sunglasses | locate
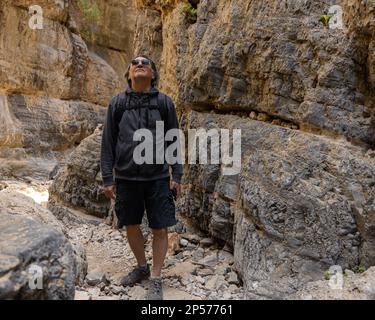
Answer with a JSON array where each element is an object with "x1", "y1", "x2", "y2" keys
[{"x1": 131, "y1": 58, "x2": 151, "y2": 66}]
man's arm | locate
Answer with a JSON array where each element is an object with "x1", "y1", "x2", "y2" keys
[
  {"x1": 100, "y1": 97, "x2": 117, "y2": 187},
  {"x1": 165, "y1": 96, "x2": 183, "y2": 184}
]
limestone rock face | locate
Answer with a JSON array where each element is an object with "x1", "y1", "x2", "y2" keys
[
  {"x1": 132, "y1": 0, "x2": 375, "y2": 298},
  {"x1": 167, "y1": 0, "x2": 374, "y2": 145},
  {"x1": 178, "y1": 110, "x2": 375, "y2": 298},
  {"x1": 0, "y1": 0, "x2": 133, "y2": 179}
]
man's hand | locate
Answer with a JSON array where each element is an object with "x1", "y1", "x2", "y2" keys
[
  {"x1": 170, "y1": 180, "x2": 181, "y2": 199},
  {"x1": 103, "y1": 184, "x2": 116, "y2": 200}
]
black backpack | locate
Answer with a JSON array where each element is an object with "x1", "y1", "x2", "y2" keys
[{"x1": 113, "y1": 92, "x2": 168, "y2": 135}]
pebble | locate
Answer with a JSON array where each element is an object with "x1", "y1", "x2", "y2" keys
[
  {"x1": 218, "y1": 250, "x2": 234, "y2": 265},
  {"x1": 200, "y1": 253, "x2": 218, "y2": 267},
  {"x1": 200, "y1": 238, "x2": 214, "y2": 247},
  {"x1": 180, "y1": 238, "x2": 189, "y2": 247},
  {"x1": 223, "y1": 292, "x2": 231, "y2": 299},
  {"x1": 215, "y1": 265, "x2": 229, "y2": 275},
  {"x1": 110, "y1": 285, "x2": 123, "y2": 295},
  {"x1": 197, "y1": 268, "x2": 215, "y2": 276},
  {"x1": 249, "y1": 111, "x2": 257, "y2": 119},
  {"x1": 75, "y1": 290, "x2": 91, "y2": 300},
  {"x1": 196, "y1": 276, "x2": 206, "y2": 285},
  {"x1": 181, "y1": 233, "x2": 201, "y2": 244},
  {"x1": 192, "y1": 247, "x2": 205, "y2": 261},
  {"x1": 226, "y1": 272, "x2": 239, "y2": 285},
  {"x1": 228, "y1": 284, "x2": 239, "y2": 292},
  {"x1": 86, "y1": 271, "x2": 108, "y2": 286}
]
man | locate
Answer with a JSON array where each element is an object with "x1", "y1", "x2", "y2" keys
[{"x1": 100, "y1": 55, "x2": 183, "y2": 300}]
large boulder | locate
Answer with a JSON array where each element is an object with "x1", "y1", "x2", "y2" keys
[
  {"x1": 48, "y1": 125, "x2": 110, "y2": 221},
  {"x1": 0, "y1": 188, "x2": 88, "y2": 299},
  {"x1": 0, "y1": 213, "x2": 76, "y2": 299}
]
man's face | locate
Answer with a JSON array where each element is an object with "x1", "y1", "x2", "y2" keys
[{"x1": 128, "y1": 56, "x2": 154, "y2": 85}]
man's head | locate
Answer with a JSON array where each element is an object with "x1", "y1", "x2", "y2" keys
[{"x1": 125, "y1": 55, "x2": 158, "y2": 89}]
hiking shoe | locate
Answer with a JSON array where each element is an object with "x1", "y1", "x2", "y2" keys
[
  {"x1": 120, "y1": 264, "x2": 150, "y2": 287},
  {"x1": 146, "y1": 277, "x2": 163, "y2": 300}
]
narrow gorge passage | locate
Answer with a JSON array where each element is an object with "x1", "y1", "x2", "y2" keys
[
  {"x1": 1, "y1": 178, "x2": 245, "y2": 300},
  {"x1": 1, "y1": 0, "x2": 375, "y2": 302}
]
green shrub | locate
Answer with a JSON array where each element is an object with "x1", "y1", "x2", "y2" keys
[
  {"x1": 79, "y1": 0, "x2": 101, "y2": 22},
  {"x1": 353, "y1": 266, "x2": 366, "y2": 274},
  {"x1": 78, "y1": 0, "x2": 102, "y2": 42},
  {"x1": 319, "y1": 14, "x2": 333, "y2": 27},
  {"x1": 182, "y1": 2, "x2": 197, "y2": 23},
  {"x1": 323, "y1": 270, "x2": 331, "y2": 280}
]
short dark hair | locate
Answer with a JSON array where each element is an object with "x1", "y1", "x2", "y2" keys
[{"x1": 124, "y1": 54, "x2": 159, "y2": 88}]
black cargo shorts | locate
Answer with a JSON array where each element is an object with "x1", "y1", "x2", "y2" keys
[{"x1": 114, "y1": 177, "x2": 177, "y2": 229}]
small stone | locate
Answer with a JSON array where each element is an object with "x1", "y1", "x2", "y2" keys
[
  {"x1": 98, "y1": 282, "x2": 106, "y2": 291},
  {"x1": 200, "y1": 238, "x2": 214, "y2": 247},
  {"x1": 87, "y1": 287, "x2": 101, "y2": 298},
  {"x1": 196, "y1": 276, "x2": 205, "y2": 285},
  {"x1": 228, "y1": 284, "x2": 239, "y2": 292},
  {"x1": 128, "y1": 286, "x2": 146, "y2": 300},
  {"x1": 165, "y1": 259, "x2": 176, "y2": 268},
  {"x1": 205, "y1": 275, "x2": 226, "y2": 291},
  {"x1": 200, "y1": 253, "x2": 218, "y2": 267},
  {"x1": 180, "y1": 238, "x2": 189, "y2": 247},
  {"x1": 192, "y1": 247, "x2": 205, "y2": 261},
  {"x1": 197, "y1": 268, "x2": 214, "y2": 276},
  {"x1": 226, "y1": 272, "x2": 239, "y2": 285},
  {"x1": 182, "y1": 250, "x2": 192, "y2": 257},
  {"x1": 97, "y1": 295, "x2": 120, "y2": 300},
  {"x1": 75, "y1": 290, "x2": 90, "y2": 300},
  {"x1": 215, "y1": 265, "x2": 229, "y2": 275},
  {"x1": 175, "y1": 252, "x2": 184, "y2": 260},
  {"x1": 181, "y1": 233, "x2": 201, "y2": 244},
  {"x1": 345, "y1": 269, "x2": 355, "y2": 277},
  {"x1": 257, "y1": 112, "x2": 270, "y2": 121},
  {"x1": 110, "y1": 285, "x2": 123, "y2": 295},
  {"x1": 218, "y1": 250, "x2": 234, "y2": 264},
  {"x1": 223, "y1": 292, "x2": 231, "y2": 299},
  {"x1": 85, "y1": 271, "x2": 108, "y2": 286},
  {"x1": 249, "y1": 111, "x2": 257, "y2": 119}
]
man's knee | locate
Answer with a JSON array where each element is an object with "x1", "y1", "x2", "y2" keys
[
  {"x1": 151, "y1": 228, "x2": 168, "y2": 238},
  {"x1": 125, "y1": 224, "x2": 141, "y2": 234}
]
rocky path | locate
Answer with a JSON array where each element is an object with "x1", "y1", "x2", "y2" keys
[
  {"x1": 2, "y1": 178, "x2": 244, "y2": 300},
  {"x1": 71, "y1": 220, "x2": 244, "y2": 300}
]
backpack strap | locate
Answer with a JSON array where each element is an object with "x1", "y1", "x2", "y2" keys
[
  {"x1": 157, "y1": 92, "x2": 168, "y2": 124},
  {"x1": 113, "y1": 91, "x2": 168, "y2": 135}
]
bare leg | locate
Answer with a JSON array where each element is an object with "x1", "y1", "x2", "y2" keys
[
  {"x1": 151, "y1": 228, "x2": 168, "y2": 277},
  {"x1": 125, "y1": 225, "x2": 147, "y2": 266}
]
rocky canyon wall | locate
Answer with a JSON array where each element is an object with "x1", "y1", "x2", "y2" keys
[
  {"x1": 1, "y1": 0, "x2": 375, "y2": 299},
  {"x1": 132, "y1": 0, "x2": 375, "y2": 298},
  {"x1": 0, "y1": 0, "x2": 137, "y2": 179}
]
